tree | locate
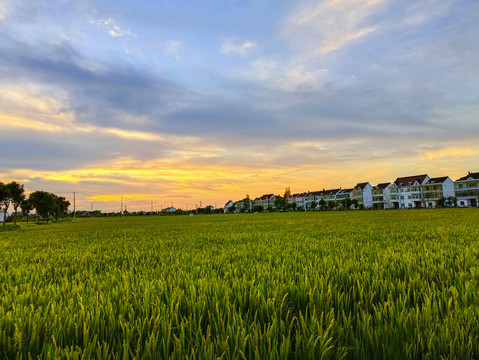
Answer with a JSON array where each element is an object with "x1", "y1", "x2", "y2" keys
[
  {"x1": 243, "y1": 195, "x2": 251, "y2": 211},
  {"x1": 52, "y1": 195, "x2": 70, "y2": 220},
  {"x1": 327, "y1": 200, "x2": 337, "y2": 210},
  {"x1": 227, "y1": 205, "x2": 236, "y2": 214},
  {"x1": 274, "y1": 197, "x2": 285, "y2": 210},
  {"x1": 310, "y1": 201, "x2": 317, "y2": 211},
  {"x1": 0, "y1": 182, "x2": 10, "y2": 226},
  {"x1": 291, "y1": 202, "x2": 297, "y2": 211},
  {"x1": 21, "y1": 198, "x2": 34, "y2": 223},
  {"x1": 29, "y1": 191, "x2": 56, "y2": 223},
  {"x1": 284, "y1": 187, "x2": 292, "y2": 204},
  {"x1": 344, "y1": 198, "x2": 352, "y2": 210},
  {"x1": 351, "y1": 199, "x2": 359, "y2": 209},
  {"x1": 318, "y1": 199, "x2": 327, "y2": 211},
  {"x1": 8, "y1": 181, "x2": 25, "y2": 225}
]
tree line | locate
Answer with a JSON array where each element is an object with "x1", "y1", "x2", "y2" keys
[{"x1": 0, "y1": 181, "x2": 70, "y2": 226}]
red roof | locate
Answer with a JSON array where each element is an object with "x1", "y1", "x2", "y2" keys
[
  {"x1": 259, "y1": 194, "x2": 274, "y2": 200},
  {"x1": 394, "y1": 174, "x2": 428, "y2": 187},
  {"x1": 456, "y1": 172, "x2": 479, "y2": 181}
]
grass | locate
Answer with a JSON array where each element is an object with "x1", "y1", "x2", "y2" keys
[{"x1": 0, "y1": 209, "x2": 478, "y2": 359}]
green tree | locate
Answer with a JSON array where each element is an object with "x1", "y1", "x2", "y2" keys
[
  {"x1": 351, "y1": 199, "x2": 359, "y2": 209},
  {"x1": 227, "y1": 205, "x2": 236, "y2": 214},
  {"x1": 52, "y1": 195, "x2": 70, "y2": 220},
  {"x1": 327, "y1": 200, "x2": 337, "y2": 210},
  {"x1": 8, "y1": 181, "x2": 25, "y2": 225},
  {"x1": 291, "y1": 202, "x2": 297, "y2": 211},
  {"x1": 29, "y1": 191, "x2": 56, "y2": 223},
  {"x1": 274, "y1": 197, "x2": 285, "y2": 210},
  {"x1": 0, "y1": 182, "x2": 10, "y2": 226},
  {"x1": 21, "y1": 198, "x2": 34, "y2": 223},
  {"x1": 318, "y1": 199, "x2": 327, "y2": 211}
]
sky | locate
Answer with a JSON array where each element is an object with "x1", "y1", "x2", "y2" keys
[{"x1": 1, "y1": 0, "x2": 479, "y2": 212}]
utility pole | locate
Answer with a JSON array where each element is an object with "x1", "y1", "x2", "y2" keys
[
  {"x1": 121, "y1": 197, "x2": 123, "y2": 216},
  {"x1": 151, "y1": 200, "x2": 153, "y2": 212},
  {"x1": 73, "y1": 192, "x2": 76, "y2": 219}
]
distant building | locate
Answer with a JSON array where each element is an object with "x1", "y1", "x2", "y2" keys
[
  {"x1": 0, "y1": 211, "x2": 9, "y2": 222},
  {"x1": 352, "y1": 182, "x2": 373, "y2": 209},
  {"x1": 393, "y1": 174, "x2": 430, "y2": 209},
  {"x1": 164, "y1": 207, "x2": 176, "y2": 212},
  {"x1": 224, "y1": 200, "x2": 235, "y2": 213},
  {"x1": 372, "y1": 183, "x2": 393, "y2": 209},
  {"x1": 455, "y1": 171, "x2": 479, "y2": 207},
  {"x1": 422, "y1": 176, "x2": 455, "y2": 208}
]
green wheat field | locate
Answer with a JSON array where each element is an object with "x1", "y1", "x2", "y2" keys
[{"x1": 1, "y1": 209, "x2": 479, "y2": 359}]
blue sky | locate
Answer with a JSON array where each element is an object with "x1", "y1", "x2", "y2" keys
[{"x1": 1, "y1": 0, "x2": 478, "y2": 211}]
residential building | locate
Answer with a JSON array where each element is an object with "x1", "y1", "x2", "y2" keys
[
  {"x1": 223, "y1": 200, "x2": 235, "y2": 213},
  {"x1": 371, "y1": 183, "x2": 393, "y2": 209},
  {"x1": 253, "y1": 194, "x2": 276, "y2": 209},
  {"x1": 394, "y1": 174, "x2": 430, "y2": 209},
  {"x1": 422, "y1": 176, "x2": 455, "y2": 208},
  {"x1": 352, "y1": 182, "x2": 373, "y2": 209},
  {"x1": 455, "y1": 171, "x2": 479, "y2": 207},
  {"x1": 336, "y1": 188, "x2": 353, "y2": 208}
]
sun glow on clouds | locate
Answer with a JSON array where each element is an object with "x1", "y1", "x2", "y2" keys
[{"x1": 426, "y1": 147, "x2": 478, "y2": 161}]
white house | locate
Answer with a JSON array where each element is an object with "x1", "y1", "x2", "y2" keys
[
  {"x1": 164, "y1": 207, "x2": 176, "y2": 212},
  {"x1": 422, "y1": 176, "x2": 455, "y2": 208},
  {"x1": 224, "y1": 200, "x2": 235, "y2": 213},
  {"x1": 352, "y1": 182, "x2": 373, "y2": 209},
  {"x1": 0, "y1": 211, "x2": 8, "y2": 222},
  {"x1": 394, "y1": 174, "x2": 430, "y2": 209},
  {"x1": 454, "y1": 171, "x2": 479, "y2": 207},
  {"x1": 371, "y1": 183, "x2": 393, "y2": 209},
  {"x1": 336, "y1": 188, "x2": 353, "y2": 208}
]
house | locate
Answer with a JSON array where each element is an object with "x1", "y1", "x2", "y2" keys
[
  {"x1": 454, "y1": 171, "x2": 479, "y2": 207},
  {"x1": 422, "y1": 176, "x2": 455, "y2": 208},
  {"x1": 372, "y1": 183, "x2": 393, "y2": 209},
  {"x1": 253, "y1": 194, "x2": 276, "y2": 209},
  {"x1": 0, "y1": 211, "x2": 8, "y2": 222},
  {"x1": 352, "y1": 182, "x2": 373, "y2": 209},
  {"x1": 289, "y1": 192, "x2": 307, "y2": 209},
  {"x1": 393, "y1": 174, "x2": 430, "y2": 209},
  {"x1": 223, "y1": 200, "x2": 235, "y2": 213},
  {"x1": 336, "y1": 188, "x2": 353, "y2": 207},
  {"x1": 164, "y1": 207, "x2": 176, "y2": 212},
  {"x1": 303, "y1": 191, "x2": 324, "y2": 209}
]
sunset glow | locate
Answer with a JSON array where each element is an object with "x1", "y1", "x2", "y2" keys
[{"x1": 1, "y1": 0, "x2": 478, "y2": 211}]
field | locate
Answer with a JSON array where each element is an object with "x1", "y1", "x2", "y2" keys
[{"x1": 1, "y1": 209, "x2": 479, "y2": 359}]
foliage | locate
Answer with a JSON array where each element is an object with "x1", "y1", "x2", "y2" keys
[
  {"x1": 327, "y1": 200, "x2": 338, "y2": 210},
  {"x1": 29, "y1": 191, "x2": 57, "y2": 223},
  {"x1": 1, "y1": 210, "x2": 479, "y2": 359},
  {"x1": 274, "y1": 196, "x2": 285, "y2": 210},
  {"x1": 8, "y1": 181, "x2": 25, "y2": 225},
  {"x1": 0, "y1": 181, "x2": 10, "y2": 226}
]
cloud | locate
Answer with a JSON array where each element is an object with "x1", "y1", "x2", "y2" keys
[
  {"x1": 283, "y1": 0, "x2": 382, "y2": 57},
  {"x1": 426, "y1": 147, "x2": 479, "y2": 161},
  {"x1": 162, "y1": 40, "x2": 182, "y2": 57},
  {"x1": 221, "y1": 39, "x2": 257, "y2": 56},
  {"x1": 94, "y1": 18, "x2": 134, "y2": 38}
]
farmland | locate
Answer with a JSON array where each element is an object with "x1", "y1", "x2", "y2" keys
[{"x1": 1, "y1": 209, "x2": 479, "y2": 359}]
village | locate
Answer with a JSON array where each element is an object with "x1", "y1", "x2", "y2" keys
[{"x1": 223, "y1": 171, "x2": 479, "y2": 213}]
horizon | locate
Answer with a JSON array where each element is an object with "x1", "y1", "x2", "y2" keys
[{"x1": 2, "y1": 1, "x2": 479, "y2": 212}]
